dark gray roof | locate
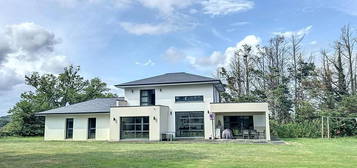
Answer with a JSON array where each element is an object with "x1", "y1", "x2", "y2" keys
[
  {"x1": 37, "y1": 98, "x2": 122, "y2": 115},
  {"x1": 116, "y1": 72, "x2": 223, "y2": 90}
]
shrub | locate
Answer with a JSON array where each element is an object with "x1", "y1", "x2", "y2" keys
[{"x1": 270, "y1": 120, "x2": 321, "y2": 138}]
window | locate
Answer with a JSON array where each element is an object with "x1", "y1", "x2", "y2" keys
[
  {"x1": 140, "y1": 90, "x2": 155, "y2": 106},
  {"x1": 65, "y1": 118, "x2": 73, "y2": 139},
  {"x1": 175, "y1": 96, "x2": 204, "y2": 103},
  {"x1": 120, "y1": 117, "x2": 149, "y2": 139},
  {"x1": 88, "y1": 118, "x2": 96, "y2": 139},
  {"x1": 175, "y1": 111, "x2": 204, "y2": 137}
]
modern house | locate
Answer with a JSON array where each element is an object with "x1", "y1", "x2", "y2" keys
[{"x1": 38, "y1": 72, "x2": 270, "y2": 141}]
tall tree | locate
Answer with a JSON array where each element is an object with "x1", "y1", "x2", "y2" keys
[
  {"x1": 1, "y1": 65, "x2": 116, "y2": 136},
  {"x1": 340, "y1": 25, "x2": 356, "y2": 94}
]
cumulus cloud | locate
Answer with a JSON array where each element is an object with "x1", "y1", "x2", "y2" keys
[
  {"x1": 273, "y1": 25, "x2": 313, "y2": 38},
  {"x1": 0, "y1": 22, "x2": 69, "y2": 92},
  {"x1": 201, "y1": 0, "x2": 254, "y2": 16},
  {"x1": 185, "y1": 35, "x2": 261, "y2": 70}
]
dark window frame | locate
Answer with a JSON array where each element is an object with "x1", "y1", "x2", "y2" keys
[
  {"x1": 175, "y1": 95, "x2": 204, "y2": 103},
  {"x1": 140, "y1": 89, "x2": 155, "y2": 106},
  {"x1": 65, "y1": 118, "x2": 73, "y2": 139},
  {"x1": 120, "y1": 116, "x2": 149, "y2": 139},
  {"x1": 88, "y1": 118, "x2": 96, "y2": 139},
  {"x1": 175, "y1": 111, "x2": 204, "y2": 137}
]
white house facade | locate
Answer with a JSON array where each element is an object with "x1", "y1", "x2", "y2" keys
[{"x1": 38, "y1": 72, "x2": 270, "y2": 141}]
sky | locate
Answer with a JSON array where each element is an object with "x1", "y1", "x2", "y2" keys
[{"x1": 0, "y1": 0, "x2": 357, "y2": 116}]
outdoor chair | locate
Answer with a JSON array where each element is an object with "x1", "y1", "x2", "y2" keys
[
  {"x1": 250, "y1": 130, "x2": 258, "y2": 139},
  {"x1": 243, "y1": 130, "x2": 249, "y2": 139}
]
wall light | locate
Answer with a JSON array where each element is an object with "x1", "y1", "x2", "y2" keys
[
  {"x1": 131, "y1": 89, "x2": 134, "y2": 93},
  {"x1": 153, "y1": 116, "x2": 156, "y2": 120},
  {"x1": 113, "y1": 117, "x2": 116, "y2": 121}
]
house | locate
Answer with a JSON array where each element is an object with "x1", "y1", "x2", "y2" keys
[{"x1": 38, "y1": 72, "x2": 271, "y2": 141}]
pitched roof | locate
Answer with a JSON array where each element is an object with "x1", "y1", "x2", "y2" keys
[
  {"x1": 115, "y1": 72, "x2": 224, "y2": 90},
  {"x1": 37, "y1": 98, "x2": 122, "y2": 115}
]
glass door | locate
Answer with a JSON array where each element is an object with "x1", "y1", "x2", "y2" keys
[{"x1": 175, "y1": 111, "x2": 204, "y2": 137}]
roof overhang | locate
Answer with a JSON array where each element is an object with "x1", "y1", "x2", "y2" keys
[
  {"x1": 35, "y1": 111, "x2": 110, "y2": 116},
  {"x1": 116, "y1": 80, "x2": 225, "y2": 92}
]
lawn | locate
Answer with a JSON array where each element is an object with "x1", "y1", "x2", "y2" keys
[{"x1": 0, "y1": 137, "x2": 357, "y2": 168}]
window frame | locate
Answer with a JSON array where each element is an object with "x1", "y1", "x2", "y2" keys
[
  {"x1": 65, "y1": 118, "x2": 74, "y2": 139},
  {"x1": 140, "y1": 89, "x2": 155, "y2": 106},
  {"x1": 120, "y1": 116, "x2": 149, "y2": 139},
  {"x1": 175, "y1": 95, "x2": 204, "y2": 103},
  {"x1": 175, "y1": 111, "x2": 204, "y2": 137},
  {"x1": 87, "y1": 118, "x2": 96, "y2": 139}
]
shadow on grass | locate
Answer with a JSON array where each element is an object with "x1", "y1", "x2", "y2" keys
[{"x1": 0, "y1": 149, "x2": 207, "y2": 168}]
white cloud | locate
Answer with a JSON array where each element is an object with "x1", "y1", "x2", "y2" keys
[
  {"x1": 137, "y1": 0, "x2": 194, "y2": 16},
  {"x1": 231, "y1": 21, "x2": 249, "y2": 26},
  {"x1": 201, "y1": 0, "x2": 254, "y2": 16},
  {"x1": 119, "y1": 22, "x2": 176, "y2": 35},
  {"x1": 135, "y1": 59, "x2": 155, "y2": 66},
  {"x1": 0, "y1": 22, "x2": 69, "y2": 92},
  {"x1": 273, "y1": 25, "x2": 313, "y2": 38},
  {"x1": 186, "y1": 35, "x2": 261, "y2": 71},
  {"x1": 186, "y1": 51, "x2": 224, "y2": 70},
  {"x1": 163, "y1": 47, "x2": 186, "y2": 63}
]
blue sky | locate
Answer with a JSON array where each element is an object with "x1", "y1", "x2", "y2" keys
[{"x1": 0, "y1": 0, "x2": 357, "y2": 116}]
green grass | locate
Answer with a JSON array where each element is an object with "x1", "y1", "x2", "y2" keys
[{"x1": 0, "y1": 137, "x2": 357, "y2": 168}]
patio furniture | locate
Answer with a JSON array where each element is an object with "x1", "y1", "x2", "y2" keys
[
  {"x1": 250, "y1": 130, "x2": 258, "y2": 139},
  {"x1": 243, "y1": 130, "x2": 250, "y2": 139},
  {"x1": 161, "y1": 132, "x2": 175, "y2": 141},
  {"x1": 257, "y1": 130, "x2": 265, "y2": 139}
]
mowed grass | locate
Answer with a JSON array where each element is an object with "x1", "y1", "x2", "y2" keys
[{"x1": 0, "y1": 137, "x2": 357, "y2": 168}]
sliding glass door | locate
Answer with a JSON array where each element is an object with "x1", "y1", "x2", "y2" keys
[
  {"x1": 120, "y1": 117, "x2": 149, "y2": 139},
  {"x1": 224, "y1": 116, "x2": 253, "y2": 136},
  {"x1": 175, "y1": 111, "x2": 204, "y2": 137}
]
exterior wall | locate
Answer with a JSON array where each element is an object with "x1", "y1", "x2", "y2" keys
[
  {"x1": 44, "y1": 113, "x2": 110, "y2": 141},
  {"x1": 109, "y1": 106, "x2": 169, "y2": 141},
  {"x1": 124, "y1": 84, "x2": 216, "y2": 139},
  {"x1": 210, "y1": 103, "x2": 270, "y2": 141}
]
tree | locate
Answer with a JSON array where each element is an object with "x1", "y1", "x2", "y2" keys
[
  {"x1": 1, "y1": 65, "x2": 116, "y2": 136},
  {"x1": 340, "y1": 25, "x2": 356, "y2": 94}
]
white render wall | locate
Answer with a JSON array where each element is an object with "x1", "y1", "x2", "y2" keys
[
  {"x1": 44, "y1": 113, "x2": 110, "y2": 141},
  {"x1": 109, "y1": 106, "x2": 169, "y2": 141},
  {"x1": 124, "y1": 83, "x2": 217, "y2": 139}
]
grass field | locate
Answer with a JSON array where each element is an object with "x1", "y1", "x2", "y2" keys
[{"x1": 0, "y1": 137, "x2": 357, "y2": 168}]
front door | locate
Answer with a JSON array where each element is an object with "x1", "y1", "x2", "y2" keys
[
  {"x1": 120, "y1": 117, "x2": 149, "y2": 139},
  {"x1": 175, "y1": 111, "x2": 204, "y2": 137}
]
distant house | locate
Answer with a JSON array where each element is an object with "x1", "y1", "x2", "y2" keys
[{"x1": 38, "y1": 72, "x2": 270, "y2": 141}]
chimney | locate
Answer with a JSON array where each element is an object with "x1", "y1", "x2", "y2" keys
[{"x1": 116, "y1": 100, "x2": 120, "y2": 106}]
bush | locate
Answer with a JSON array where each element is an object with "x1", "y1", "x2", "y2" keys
[{"x1": 270, "y1": 120, "x2": 321, "y2": 138}]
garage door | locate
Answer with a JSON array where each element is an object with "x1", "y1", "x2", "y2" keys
[{"x1": 120, "y1": 117, "x2": 149, "y2": 139}]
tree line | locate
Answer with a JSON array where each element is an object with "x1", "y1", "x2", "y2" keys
[
  {"x1": 219, "y1": 25, "x2": 357, "y2": 136},
  {"x1": 1, "y1": 65, "x2": 116, "y2": 136}
]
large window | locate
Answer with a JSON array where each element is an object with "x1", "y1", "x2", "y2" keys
[
  {"x1": 88, "y1": 118, "x2": 96, "y2": 139},
  {"x1": 65, "y1": 118, "x2": 73, "y2": 139},
  {"x1": 175, "y1": 96, "x2": 204, "y2": 103},
  {"x1": 120, "y1": 117, "x2": 149, "y2": 139},
  {"x1": 175, "y1": 111, "x2": 204, "y2": 137},
  {"x1": 224, "y1": 116, "x2": 253, "y2": 136},
  {"x1": 140, "y1": 90, "x2": 155, "y2": 106}
]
